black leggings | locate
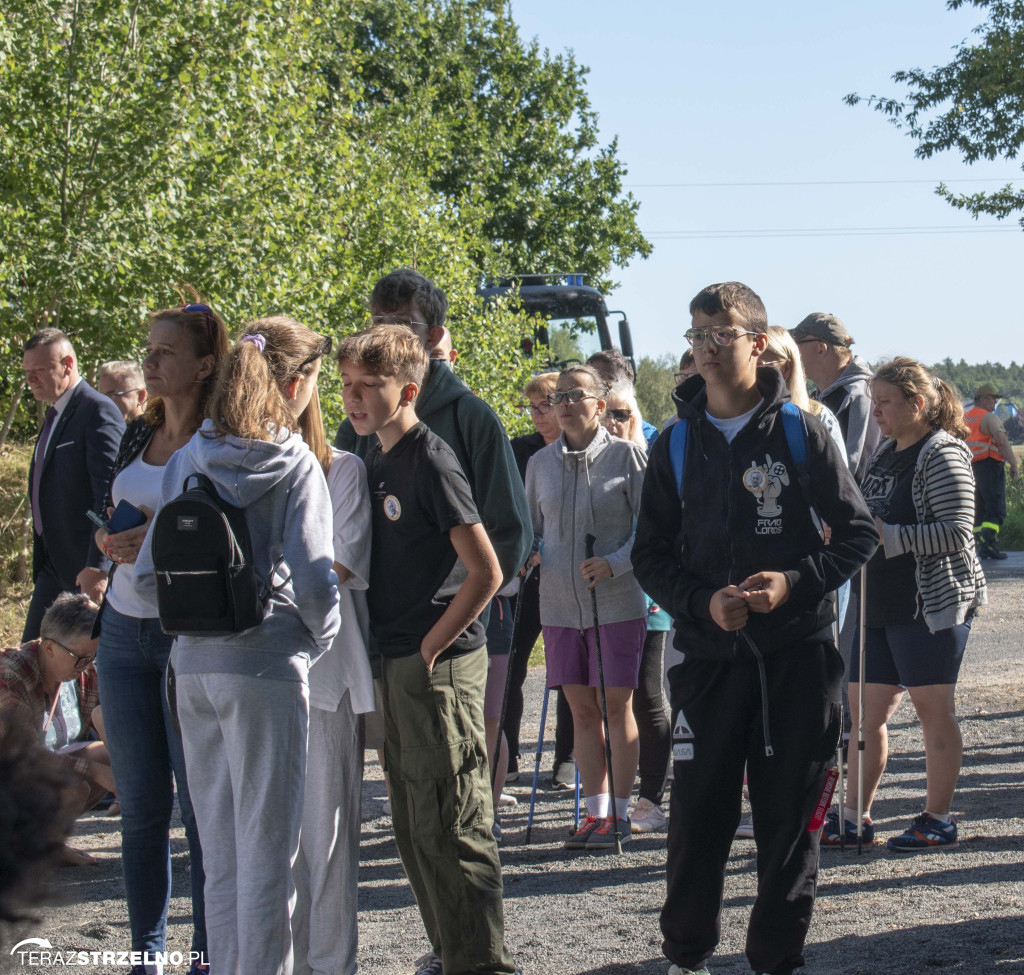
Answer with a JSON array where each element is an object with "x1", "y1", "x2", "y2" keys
[
  {"x1": 634, "y1": 630, "x2": 671, "y2": 804},
  {"x1": 505, "y1": 569, "x2": 574, "y2": 767}
]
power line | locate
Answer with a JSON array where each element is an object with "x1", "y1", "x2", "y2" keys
[
  {"x1": 625, "y1": 177, "x2": 1022, "y2": 188},
  {"x1": 647, "y1": 225, "x2": 1021, "y2": 240}
]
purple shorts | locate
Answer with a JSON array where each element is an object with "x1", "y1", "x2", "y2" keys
[{"x1": 543, "y1": 618, "x2": 647, "y2": 690}]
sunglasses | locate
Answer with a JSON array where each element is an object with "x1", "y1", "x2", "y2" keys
[
  {"x1": 606, "y1": 408, "x2": 632, "y2": 423},
  {"x1": 49, "y1": 638, "x2": 95, "y2": 671},
  {"x1": 546, "y1": 389, "x2": 595, "y2": 406},
  {"x1": 104, "y1": 388, "x2": 144, "y2": 399},
  {"x1": 684, "y1": 326, "x2": 760, "y2": 349},
  {"x1": 298, "y1": 335, "x2": 333, "y2": 372}
]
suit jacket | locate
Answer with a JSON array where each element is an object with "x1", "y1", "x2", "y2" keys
[{"x1": 29, "y1": 381, "x2": 125, "y2": 587}]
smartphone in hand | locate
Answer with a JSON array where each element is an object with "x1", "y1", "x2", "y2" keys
[{"x1": 107, "y1": 500, "x2": 147, "y2": 533}]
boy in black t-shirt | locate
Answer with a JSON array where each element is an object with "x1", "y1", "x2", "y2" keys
[{"x1": 337, "y1": 324, "x2": 517, "y2": 975}]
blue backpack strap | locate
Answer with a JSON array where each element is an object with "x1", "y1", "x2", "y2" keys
[
  {"x1": 669, "y1": 418, "x2": 688, "y2": 497},
  {"x1": 780, "y1": 401, "x2": 816, "y2": 518}
]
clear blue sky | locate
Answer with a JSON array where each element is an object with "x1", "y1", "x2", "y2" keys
[{"x1": 509, "y1": 0, "x2": 1024, "y2": 367}]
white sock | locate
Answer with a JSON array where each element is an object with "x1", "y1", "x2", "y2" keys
[
  {"x1": 586, "y1": 792, "x2": 610, "y2": 818},
  {"x1": 615, "y1": 797, "x2": 630, "y2": 820},
  {"x1": 844, "y1": 805, "x2": 869, "y2": 824},
  {"x1": 926, "y1": 810, "x2": 952, "y2": 824}
]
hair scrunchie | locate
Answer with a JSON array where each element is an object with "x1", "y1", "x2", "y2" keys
[{"x1": 241, "y1": 333, "x2": 266, "y2": 353}]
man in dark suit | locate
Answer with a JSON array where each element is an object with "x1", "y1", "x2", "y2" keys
[{"x1": 21, "y1": 328, "x2": 124, "y2": 640}]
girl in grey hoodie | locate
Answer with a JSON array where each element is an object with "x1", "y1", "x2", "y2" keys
[
  {"x1": 525, "y1": 365, "x2": 647, "y2": 849},
  {"x1": 136, "y1": 322, "x2": 340, "y2": 975}
]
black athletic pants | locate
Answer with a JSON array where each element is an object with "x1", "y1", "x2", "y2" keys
[
  {"x1": 505, "y1": 570, "x2": 574, "y2": 768},
  {"x1": 662, "y1": 639, "x2": 842, "y2": 975}
]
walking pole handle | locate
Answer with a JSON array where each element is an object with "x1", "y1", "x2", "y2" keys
[{"x1": 585, "y1": 533, "x2": 596, "y2": 560}]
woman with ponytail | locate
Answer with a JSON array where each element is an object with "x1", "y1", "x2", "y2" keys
[
  {"x1": 135, "y1": 319, "x2": 341, "y2": 975},
  {"x1": 95, "y1": 292, "x2": 229, "y2": 974},
  {"x1": 823, "y1": 357, "x2": 985, "y2": 853}
]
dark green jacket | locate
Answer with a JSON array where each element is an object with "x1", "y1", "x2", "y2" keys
[{"x1": 335, "y1": 360, "x2": 532, "y2": 587}]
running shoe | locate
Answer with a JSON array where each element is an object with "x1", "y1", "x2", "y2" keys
[
  {"x1": 667, "y1": 965, "x2": 711, "y2": 974},
  {"x1": 820, "y1": 809, "x2": 874, "y2": 847},
  {"x1": 631, "y1": 797, "x2": 667, "y2": 834},
  {"x1": 498, "y1": 792, "x2": 518, "y2": 806},
  {"x1": 563, "y1": 814, "x2": 602, "y2": 849},
  {"x1": 414, "y1": 952, "x2": 443, "y2": 974},
  {"x1": 886, "y1": 812, "x2": 958, "y2": 852},
  {"x1": 549, "y1": 760, "x2": 575, "y2": 791},
  {"x1": 734, "y1": 816, "x2": 755, "y2": 839},
  {"x1": 586, "y1": 815, "x2": 632, "y2": 850}
]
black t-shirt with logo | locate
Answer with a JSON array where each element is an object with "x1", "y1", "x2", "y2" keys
[
  {"x1": 366, "y1": 422, "x2": 483, "y2": 658},
  {"x1": 860, "y1": 433, "x2": 932, "y2": 627}
]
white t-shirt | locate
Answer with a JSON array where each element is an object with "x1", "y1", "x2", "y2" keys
[
  {"x1": 307, "y1": 449, "x2": 375, "y2": 714},
  {"x1": 106, "y1": 447, "x2": 164, "y2": 619},
  {"x1": 705, "y1": 400, "x2": 762, "y2": 444}
]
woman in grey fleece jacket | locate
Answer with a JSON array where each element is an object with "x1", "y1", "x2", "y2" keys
[
  {"x1": 136, "y1": 324, "x2": 340, "y2": 975},
  {"x1": 525, "y1": 365, "x2": 647, "y2": 847}
]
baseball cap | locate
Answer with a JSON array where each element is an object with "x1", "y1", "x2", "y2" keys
[
  {"x1": 975, "y1": 384, "x2": 1002, "y2": 399},
  {"x1": 790, "y1": 312, "x2": 854, "y2": 348}
]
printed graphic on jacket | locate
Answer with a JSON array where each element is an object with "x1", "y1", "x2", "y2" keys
[
  {"x1": 743, "y1": 454, "x2": 789, "y2": 532},
  {"x1": 672, "y1": 707, "x2": 694, "y2": 761}
]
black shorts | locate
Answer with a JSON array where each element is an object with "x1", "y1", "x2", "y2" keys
[{"x1": 853, "y1": 616, "x2": 970, "y2": 687}]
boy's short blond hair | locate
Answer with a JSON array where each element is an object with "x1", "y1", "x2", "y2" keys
[{"x1": 336, "y1": 323, "x2": 429, "y2": 388}]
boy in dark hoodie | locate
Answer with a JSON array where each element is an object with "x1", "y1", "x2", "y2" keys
[
  {"x1": 631, "y1": 282, "x2": 878, "y2": 975},
  {"x1": 335, "y1": 268, "x2": 532, "y2": 589}
]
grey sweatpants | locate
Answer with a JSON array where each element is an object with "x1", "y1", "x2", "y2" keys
[
  {"x1": 177, "y1": 673, "x2": 309, "y2": 975},
  {"x1": 292, "y1": 693, "x2": 365, "y2": 975}
]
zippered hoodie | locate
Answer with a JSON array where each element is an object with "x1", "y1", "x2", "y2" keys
[
  {"x1": 526, "y1": 425, "x2": 647, "y2": 630},
  {"x1": 817, "y1": 354, "x2": 881, "y2": 483},
  {"x1": 135, "y1": 420, "x2": 341, "y2": 682},
  {"x1": 631, "y1": 368, "x2": 878, "y2": 660},
  {"x1": 336, "y1": 359, "x2": 532, "y2": 587}
]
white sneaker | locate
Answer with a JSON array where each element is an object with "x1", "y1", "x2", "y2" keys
[
  {"x1": 668, "y1": 965, "x2": 710, "y2": 975},
  {"x1": 735, "y1": 816, "x2": 754, "y2": 839},
  {"x1": 630, "y1": 797, "x2": 667, "y2": 834},
  {"x1": 498, "y1": 792, "x2": 518, "y2": 806}
]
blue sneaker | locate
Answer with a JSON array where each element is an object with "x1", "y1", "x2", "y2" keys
[
  {"x1": 820, "y1": 809, "x2": 874, "y2": 847},
  {"x1": 886, "y1": 812, "x2": 958, "y2": 852}
]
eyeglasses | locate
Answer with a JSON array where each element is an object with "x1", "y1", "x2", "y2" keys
[
  {"x1": 546, "y1": 389, "x2": 595, "y2": 406},
  {"x1": 298, "y1": 335, "x2": 333, "y2": 372},
  {"x1": 607, "y1": 408, "x2": 632, "y2": 423},
  {"x1": 371, "y1": 314, "x2": 432, "y2": 330},
  {"x1": 673, "y1": 372, "x2": 689, "y2": 383},
  {"x1": 684, "y1": 327, "x2": 761, "y2": 349},
  {"x1": 517, "y1": 402, "x2": 552, "y2": 416},
  {"x1": 758, "y1": 357, "x2": 787, "y2": 367},
  {"x1": 104, "y1": 388, "x2": 144, "y2": 399},
  {"x1": 48, "y1": 638, "x2": 95, "y2": 671},
  {"x1": 182, "y1": 303, "x2": 218, "y2": 345}
]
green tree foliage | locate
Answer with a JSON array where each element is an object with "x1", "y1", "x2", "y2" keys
[
  {"x1": 930, "y1": 357, "x2": 1024, "y2": 403},
  {"x1": 0, "y1": 0, "x2": 648, "y2": 444},
  {"x1": 635, "y1": 353, "x2": 679, "y2": 430},
  {"x1": 845, "y1": 0, "x2": 1024, "y2": 222}
]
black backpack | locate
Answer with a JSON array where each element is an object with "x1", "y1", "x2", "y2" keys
[{"x1": 151, "y1": 473, "x2": 273, "y2": 636}]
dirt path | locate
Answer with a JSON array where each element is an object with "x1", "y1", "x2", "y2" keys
[{"x1": 5, "y1": 563, "x2": 1023, "y2": 975}]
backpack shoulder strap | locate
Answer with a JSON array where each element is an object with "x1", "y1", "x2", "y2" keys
[
  {"x1": 669, "y1": 418, "x2": 688, "y2": 497},
  {"x1": 780, "y1": 401, "x2": 818, "y2": 521}
]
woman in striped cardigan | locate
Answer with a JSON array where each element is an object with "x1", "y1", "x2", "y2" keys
[{"x1": 823, "y1": 357, "x2": 985, "y2": 853}]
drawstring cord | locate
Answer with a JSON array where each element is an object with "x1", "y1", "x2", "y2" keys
[{"x1": 739, "y1": 630, "x2": 774, "y2": 757}]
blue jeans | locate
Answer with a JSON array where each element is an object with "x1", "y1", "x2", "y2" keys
[{"x1": 97, "y1": 603, "x2": 207, "y2": 957}]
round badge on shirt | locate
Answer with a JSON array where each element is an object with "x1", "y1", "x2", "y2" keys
[{"x1": 384, "y1": 495, "x2": 401, "y2": 521}]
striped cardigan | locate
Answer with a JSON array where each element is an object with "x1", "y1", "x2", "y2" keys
[{"x1": 876, "y1": 430, "x2": 987, "y2": 633}]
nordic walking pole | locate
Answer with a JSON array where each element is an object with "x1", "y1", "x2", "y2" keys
[
  {"x1": 491, "y1": 565, "x2": 536, "y2": 791},
  {"x1": 834, "y1": 617, "x2": 846, "y2": 854},
  {"x1": 524, "y1": 685, "x2": 550, "y2": 845},
  {"x1": 856, "y1": 570, "x2": 867, "y2": 855},
  {"x1": 584, "y1": 533, "x2": 622, "y2": 854}
]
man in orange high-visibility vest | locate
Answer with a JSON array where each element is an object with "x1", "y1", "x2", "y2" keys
[{"x1": 965, "y1": 384, "x2": 1020, "y2": 560}]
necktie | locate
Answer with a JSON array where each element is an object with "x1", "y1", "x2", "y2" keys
[{"x1": 31, "y1": 406, "x2": 58, "y2": 536}]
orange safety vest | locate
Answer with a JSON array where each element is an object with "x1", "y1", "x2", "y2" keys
[{"x1": 965, "y1": 405, "x2": 1004, "y2": 463}]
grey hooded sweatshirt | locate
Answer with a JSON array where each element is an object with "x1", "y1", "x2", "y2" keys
[
  {"x1": 817, "y1": 354, "x2": 881, "y2": 484},
  {"x1": 135, "y1": 420, "x2": 341, "y2": 683},
  {"x1": 525, "y1": 425, "x2": 647, "y2": 631}
]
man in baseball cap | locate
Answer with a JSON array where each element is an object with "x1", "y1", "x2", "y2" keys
[
  {"x1": 791, "y1": 313, "x2": 880, "y2": 484},
  {"x1": 965, "y1": 384, "x2": 1020, "y2": 559}
]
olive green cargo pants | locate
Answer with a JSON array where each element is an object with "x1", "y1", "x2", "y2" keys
[{"x1": 382, "y1": 646, "x2": 516, "y2": 975}]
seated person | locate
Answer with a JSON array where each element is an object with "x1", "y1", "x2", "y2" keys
[{"x1": 0, "y1": 593, "x2": 114, "y2": 865}]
